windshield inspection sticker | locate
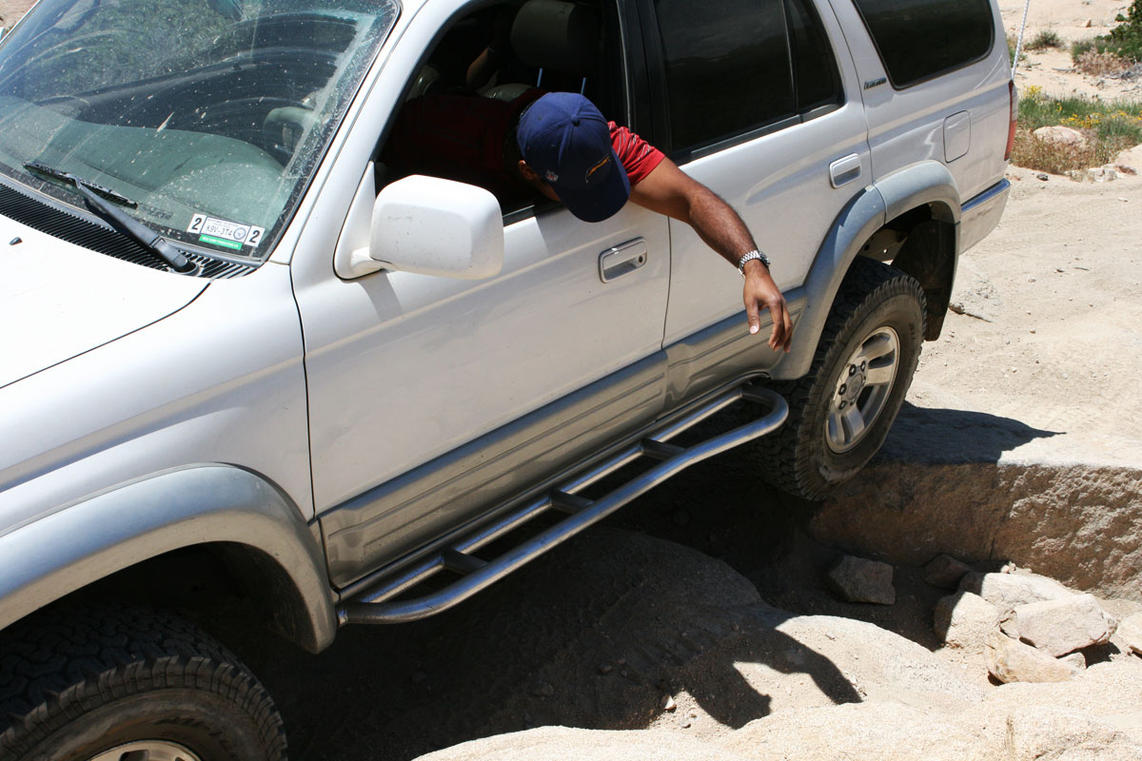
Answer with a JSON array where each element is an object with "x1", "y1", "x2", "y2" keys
[{"x1": 187, "y1": 213, "x2": 264, "y2": 250}]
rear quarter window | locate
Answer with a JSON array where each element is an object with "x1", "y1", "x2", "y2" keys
[{"x1": 851, "y1": 0, "x2": 994, "y2": 88}]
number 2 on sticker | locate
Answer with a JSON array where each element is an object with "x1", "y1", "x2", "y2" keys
[
  {"x1": 188, "y1": 214, "x2": 206, "y2": 234},
  {"x1": 248, "y1": 228, "x2": 261, "y2": 246}
]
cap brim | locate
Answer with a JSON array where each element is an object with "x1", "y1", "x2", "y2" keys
[{"x1": 553, "y1": 149, "x2": 631, "y2": 223}]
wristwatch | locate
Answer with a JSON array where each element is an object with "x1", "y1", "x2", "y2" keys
[{"x1": 737, "y1": 249, "x2": 771, "y2": 276}]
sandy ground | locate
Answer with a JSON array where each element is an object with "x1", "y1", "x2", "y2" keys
[{"x1": 908, "y1": 146, "x2": 1142, "y2": 469}]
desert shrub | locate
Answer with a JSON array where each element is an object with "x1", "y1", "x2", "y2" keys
[
  {"x1": 1012, "y1": 88, "x2": 1142, "y2": 172},
  {"x1": 1011, "y1": 130, "x2": 1098, "y2": 174},
  {"x1": 1071, "y1": 39, "x2": 1095, "y2": 58},
  {"x1": 1026, "y1": 30, "x2": 1063, "y2": 50},
  {"x1": 1073, "y1": 0, "x2": 1142, "y2": 65},
  {"x1": 1074, "y1": 48, "x2": 1132, "y2": 75}
]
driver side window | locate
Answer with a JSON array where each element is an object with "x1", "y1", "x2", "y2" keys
[{"x1": 376, "y1": 0, "x2": 627, "y2": 221}]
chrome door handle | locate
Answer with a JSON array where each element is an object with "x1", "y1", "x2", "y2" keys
[
  {"x1": 829, "y1": 153, "x2": 862, "y2": 188},
  {"x1": 599, "y1": 239, "x2": 647, "y2": 283}
]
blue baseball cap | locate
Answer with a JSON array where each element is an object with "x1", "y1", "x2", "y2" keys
[{"x1": 516, "y1": 92, "x2": 630, "y2": 222}]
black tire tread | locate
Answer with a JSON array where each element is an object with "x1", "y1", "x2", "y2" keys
[
  {"x1": 0, "y1": 605, "x2": 286, "y2": 761},
  {"x1": 756, "y1": 257, "x2": 925, "y2": 499}
]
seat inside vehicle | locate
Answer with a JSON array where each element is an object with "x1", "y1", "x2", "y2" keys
[{"x1": 380, "y1": 0, "x2": 624, "y2": 216}]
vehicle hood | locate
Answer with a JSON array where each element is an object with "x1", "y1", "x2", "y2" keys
[{"x1": 0, "y1": 218, "x2": 208, "y2": 389}]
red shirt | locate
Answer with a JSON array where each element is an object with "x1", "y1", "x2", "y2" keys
[{"x1": 608, "y1": 122, "x2": 665, "y2": 185}]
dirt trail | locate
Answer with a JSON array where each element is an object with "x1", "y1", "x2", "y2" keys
[{"x1": 909, "y1": 150, "x2": 1142, "y2": 469}]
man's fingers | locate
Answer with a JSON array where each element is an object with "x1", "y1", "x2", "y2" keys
[
  {"x1": 782, "y1": 306, "x2": 794, "y2": 352},
  {"x1": 745, "y1": 294, "x2": 761, "y2": 335}
]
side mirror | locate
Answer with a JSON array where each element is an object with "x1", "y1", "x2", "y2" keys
[
  {"x1": 372, "y1": 174, "x2": 504, "y2": 279},
  {"x1": 335, "y1": 169, "x2": 505, "y2": 280}
]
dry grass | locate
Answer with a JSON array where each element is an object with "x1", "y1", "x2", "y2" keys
[
  {"x1": 1011, "y1": 88, "x2": 1142, "y2": 173},
  {"x1": 1011, "y1": 130, "x2": 1098, "y2": 174},
  {"x1": 1026, "y1": 30, "x2": 1064, "y2": 51},
  {"x1": 1074, "y1": 49, "x2": 1133, "y2": 76}
]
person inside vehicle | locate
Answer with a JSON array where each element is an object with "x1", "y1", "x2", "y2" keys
[{"x1": 384, "y1": 89, "x2": 793, "y2": 352}]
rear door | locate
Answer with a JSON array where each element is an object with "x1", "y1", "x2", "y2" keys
[
  {"x1": 638, "y1": 0, "x2": 871, "y2": 388},
  {"x1": 827, "y1": 0, "x2": 1011, "y2": 199}
]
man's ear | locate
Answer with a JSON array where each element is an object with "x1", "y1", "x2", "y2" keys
[{"x1": 518, "y1": 160, "x2": 539, "y2": 182}]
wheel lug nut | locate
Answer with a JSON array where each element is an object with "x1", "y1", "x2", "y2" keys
[
  {"x1": 848, "y1": 366, "x2": 856, "y2": 376},
  {"x1": 839, "y1": 384, "x2": 847, "y2": 394},
  {"x1": 839, "y1": 400, "x2": 847, "y2": 409}
]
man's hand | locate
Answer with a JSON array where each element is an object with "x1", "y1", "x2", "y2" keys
[
  {"x1": 629, "y1": 157, "x2": 793, "y2": 350},
  {"x1": 743, "y1": 259, "x2": 792, "y2": 352}
]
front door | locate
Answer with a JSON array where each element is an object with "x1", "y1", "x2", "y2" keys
[{"x1": 292, "y1": 0, "x2": 671, "y2": 583}]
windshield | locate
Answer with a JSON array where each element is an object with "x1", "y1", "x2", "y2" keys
[{"x1": 0, "y1": 0, "x2": 398, "y2": 260}]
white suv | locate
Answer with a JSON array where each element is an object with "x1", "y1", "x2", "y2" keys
[{"x1": 0, "y1": 0, "x2": 1013, "y2": 758}]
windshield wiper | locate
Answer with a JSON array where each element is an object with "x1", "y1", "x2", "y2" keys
[
  {"x1": 25, "y1": 161, "x2": 138, "y2": 207},
  {"x1": 23, "y1": 161, "x2": 198, "y2": 274}
]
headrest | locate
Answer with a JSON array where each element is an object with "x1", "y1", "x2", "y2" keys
[{"x1": 510, "y1": 0, "x2": 600, "y2": 75}]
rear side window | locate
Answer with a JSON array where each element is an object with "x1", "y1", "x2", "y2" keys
[
  {"x1": 653, "y1": 0, "x2": 795, "y2": 152},
  {"x1": 785, "y1": 0, "x2": 842, "y2": 112},
  {"x1": 852, "y1": 0, "x2": 994, "y2": 88}
]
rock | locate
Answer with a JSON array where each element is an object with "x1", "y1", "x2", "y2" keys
[
  {"x1": 1033, "y1": 125, "x2": 1092, "y2": 151},
  {"x1": 813, "y1": 464, "x2": 1142, "y2": 602},
  {"x1": 826, "y1": 555, "x2": 895, "y2": 604},
  {"x1": 960, "y1": 571, "x2": 1073, "y2": 609},
  {"x1": 661, "y1": 695, "x2": 676, "y2": 712},
  {"x1": 934, "y1": 591, "x2": 999, "y2": 651},
  {"x1": 924, "y1": 554, "x2": 973, "y2": 589},
  {"x1": 1036, "y1": 172, "x2": 1049, "y2": 181},
  {"x1": 724, "y1": 702, "x2": 979, "y2": 761},
  {"x1": 414, "y1": 726, "x2": 746, "y2": 761},
  {"x1": 986, "y1": 630, "x2": 1080, "y2": 683},
  {"x1": 1068, "y1": 166, "x2": 1118, "y2": 182},
  {"x1": 1058, "y1": 651, "x2": 1087, "y2": 672},
  {"x1": 1117, "y1": 612, "x2": 1142, "y2": 656},
  {"x1": 1002, "y1": 706, "x2": 1142, "y2": 761},
  {"x1": 1114, "y1": 163, "x2": 1137, "y2": 176},
  {"x1": 1000, "y1": 594, "x2": 1117, "y2": 656}
]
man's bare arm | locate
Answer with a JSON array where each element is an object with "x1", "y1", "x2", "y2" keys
[{"x1": 629, "y1": 158, "x2": 792, "y2": 351}]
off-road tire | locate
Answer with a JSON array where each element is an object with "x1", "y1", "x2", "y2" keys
[
  {"x1": 758, "y1": 257, "x2": 925, "y2": 500},
  {"x1": 0, "y1": 605, "x2": 287, "y2": 761}
]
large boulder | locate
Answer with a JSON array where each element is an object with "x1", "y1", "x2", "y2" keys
[
  {"x1": 986, "y1": 630, "x2": 1083, "y2": 683},
  {"x1": 1119, "y1": 612, "x2": 1142, "y2": 656},
  {"x1": 826, "y1": 555, "x2": 895, "y2": 604},
  {"x1": 414, "y1": 727, "x2": 744, "y2": 761},
  {"x1": 1032, "y1": 125, "x2": 1092, "y2": 151},
  {"x1": 959, "y1": 571, "x2": 1073, "y2": 609},
  {"x1": 724, "y1": 702, "x2": 984, "y2": 761},
  {"x1": 933, "y1": 591, "x2": 999, "y2": 651},
  {"x1": 923, "y1": 554, "x2": 973, "y2": 589},
  {"x1": 999, "y1": 594, "x2": 1117, "y2": 656},
  {"x1": 812, "y1": 461, "x2": 1142, "y2": 601}
]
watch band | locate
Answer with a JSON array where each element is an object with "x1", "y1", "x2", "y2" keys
[{"x1": 737, "y1": 249, "x2": 770, "y2": 275}]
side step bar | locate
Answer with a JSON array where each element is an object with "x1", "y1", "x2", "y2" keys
[{"x1": 337, "y1": 383, "x2": 787, "y2": 625}]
